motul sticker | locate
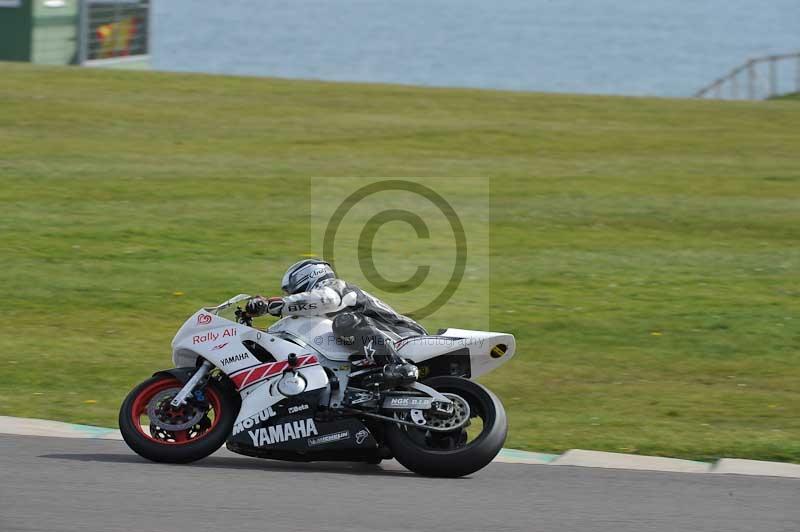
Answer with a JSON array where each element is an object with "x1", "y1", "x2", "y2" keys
[
  {"x1": 307, "y1": 430, "x2": 350, "y2": 447},
  {"x1": 247, "y1": 418, "x2": 318, "y2": 446},
  {"x1": 232, "y1": 407, "x2": 278, "y2": 435}
]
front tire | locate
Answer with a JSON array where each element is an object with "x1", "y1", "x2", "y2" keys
[
  {"x1": 385, "y1": 376, "x2": 507, "y2": 477},
  {"x1": 119, "y1": 374, "x2": 239, "y2": 463}
]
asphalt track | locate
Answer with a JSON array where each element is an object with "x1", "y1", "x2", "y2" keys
[{"x1": 1, "y1": 434, "x2": 798, "y2": 532}]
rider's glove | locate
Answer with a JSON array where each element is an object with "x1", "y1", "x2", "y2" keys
[
  {"x1": 246, "y1": 296, "x2": 285, "y2": 318},
  {"x1": 266, "y1": 297, "x2": 285, "y2": 317},
  {"x1": 245, "y1": 297, "x2": 269, "y2": 317}
]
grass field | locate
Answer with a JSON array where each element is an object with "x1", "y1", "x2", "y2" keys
[{"x1": 1, "y1": 62, "x2": 799, "y2": 462}]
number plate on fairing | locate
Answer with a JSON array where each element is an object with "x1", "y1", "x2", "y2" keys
[{"x1": 382, "y1": 396, "x2": 433, "y2": 409}]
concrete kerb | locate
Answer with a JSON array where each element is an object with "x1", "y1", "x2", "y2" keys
[{"x1": 2, "y1": 416, "x2": 799, "y2": 478}]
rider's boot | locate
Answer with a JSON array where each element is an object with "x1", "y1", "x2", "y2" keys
[
  {"x1": 382, "y1": 362, "x2": 419, "y2": 385},
  {"x1": 380, "y1": 341, "x2": 419, "y2": 385},
  {"x1": 345, "y1": 325, "x2": 419, "y2": 386}
]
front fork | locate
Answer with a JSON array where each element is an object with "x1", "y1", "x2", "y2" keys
[{"x1": 169, "y1": 360, "x2": 213, "y2": 407}]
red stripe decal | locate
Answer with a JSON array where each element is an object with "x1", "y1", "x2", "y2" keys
[
  {"x1": 231, "y1": 368, "x2": 253, "y2": 389},
  {"x1": 231, "y1": 356, "x2": 319, "y2": 390}
]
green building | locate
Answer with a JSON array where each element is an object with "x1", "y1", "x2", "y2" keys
[{"x1": 0, "y1": 0, "x2": 148, "y2": 65}]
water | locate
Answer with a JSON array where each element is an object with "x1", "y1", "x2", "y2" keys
[{"x1": 151, "y1": 0, "x2": 800, "y2": 97}]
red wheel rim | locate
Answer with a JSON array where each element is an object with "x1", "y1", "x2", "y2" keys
[{"x1": 130, "y1": 377, "x2": 223, "y2": 445}]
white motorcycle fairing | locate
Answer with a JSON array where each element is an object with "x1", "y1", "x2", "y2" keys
[
  {"x1": 171, "y1": 308, "x2": 368, "y2": 453},
  {"x1": 269, "y1": 317, "x2": 516, "y2": 380},
  {"x1": 168, "y1": 295, "x2": 514, "y2": 456}
]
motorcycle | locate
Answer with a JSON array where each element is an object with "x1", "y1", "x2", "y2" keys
[{"x1": 119, "y1": 294, "x2": 515, "y2": 477}]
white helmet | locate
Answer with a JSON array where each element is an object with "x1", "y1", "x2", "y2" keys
[{"x1": 281, "y1": 259, "x2": 335, "y2": 295}]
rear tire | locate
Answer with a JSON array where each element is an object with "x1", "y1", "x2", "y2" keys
[
  {"x1": 119, "y1": 374, "x2": 239, "y2": 464},
  {"x1": 385, "y1": 376, "x2": 507, "y2": 477}
]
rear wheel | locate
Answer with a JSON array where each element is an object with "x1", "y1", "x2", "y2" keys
[
  {"x1": 119, "y1": 374, "x2": 238, "y2": 463},
  {"x1": 385, "y1": 376, "x2": 507, "y2": 477}
]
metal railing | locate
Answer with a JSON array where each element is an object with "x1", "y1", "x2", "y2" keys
[{"x1": 694, "y1": 53, "x2": 800, "y2": 100}]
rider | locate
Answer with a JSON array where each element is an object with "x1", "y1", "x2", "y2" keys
[{"x1": 245, "y1": 259, "x2": 423, "y2": 384}]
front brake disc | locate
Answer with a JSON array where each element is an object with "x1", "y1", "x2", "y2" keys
[{"x1": 146, "y1": 388, "x2": 206, "y2": 431}]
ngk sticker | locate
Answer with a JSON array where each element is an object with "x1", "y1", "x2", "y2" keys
[{"x1": 387, "y1": 397, "x2": 431, "y2": 408}]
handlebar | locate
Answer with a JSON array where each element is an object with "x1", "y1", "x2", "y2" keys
[{"x1": 235, "y1": 306, "x2": 253, "y2": 327}]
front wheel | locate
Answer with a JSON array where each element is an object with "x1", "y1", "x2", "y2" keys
[
  {"x1": 385, "y1": 376, "x2": 507, "y2": 477},
  {"x1": 119, "y1": 373, "x2": 239, "y2": 463}
]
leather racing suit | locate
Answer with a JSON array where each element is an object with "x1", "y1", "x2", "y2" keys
[{"x1": 259, "y1": 278, "x2": 427, "y2": 367}]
